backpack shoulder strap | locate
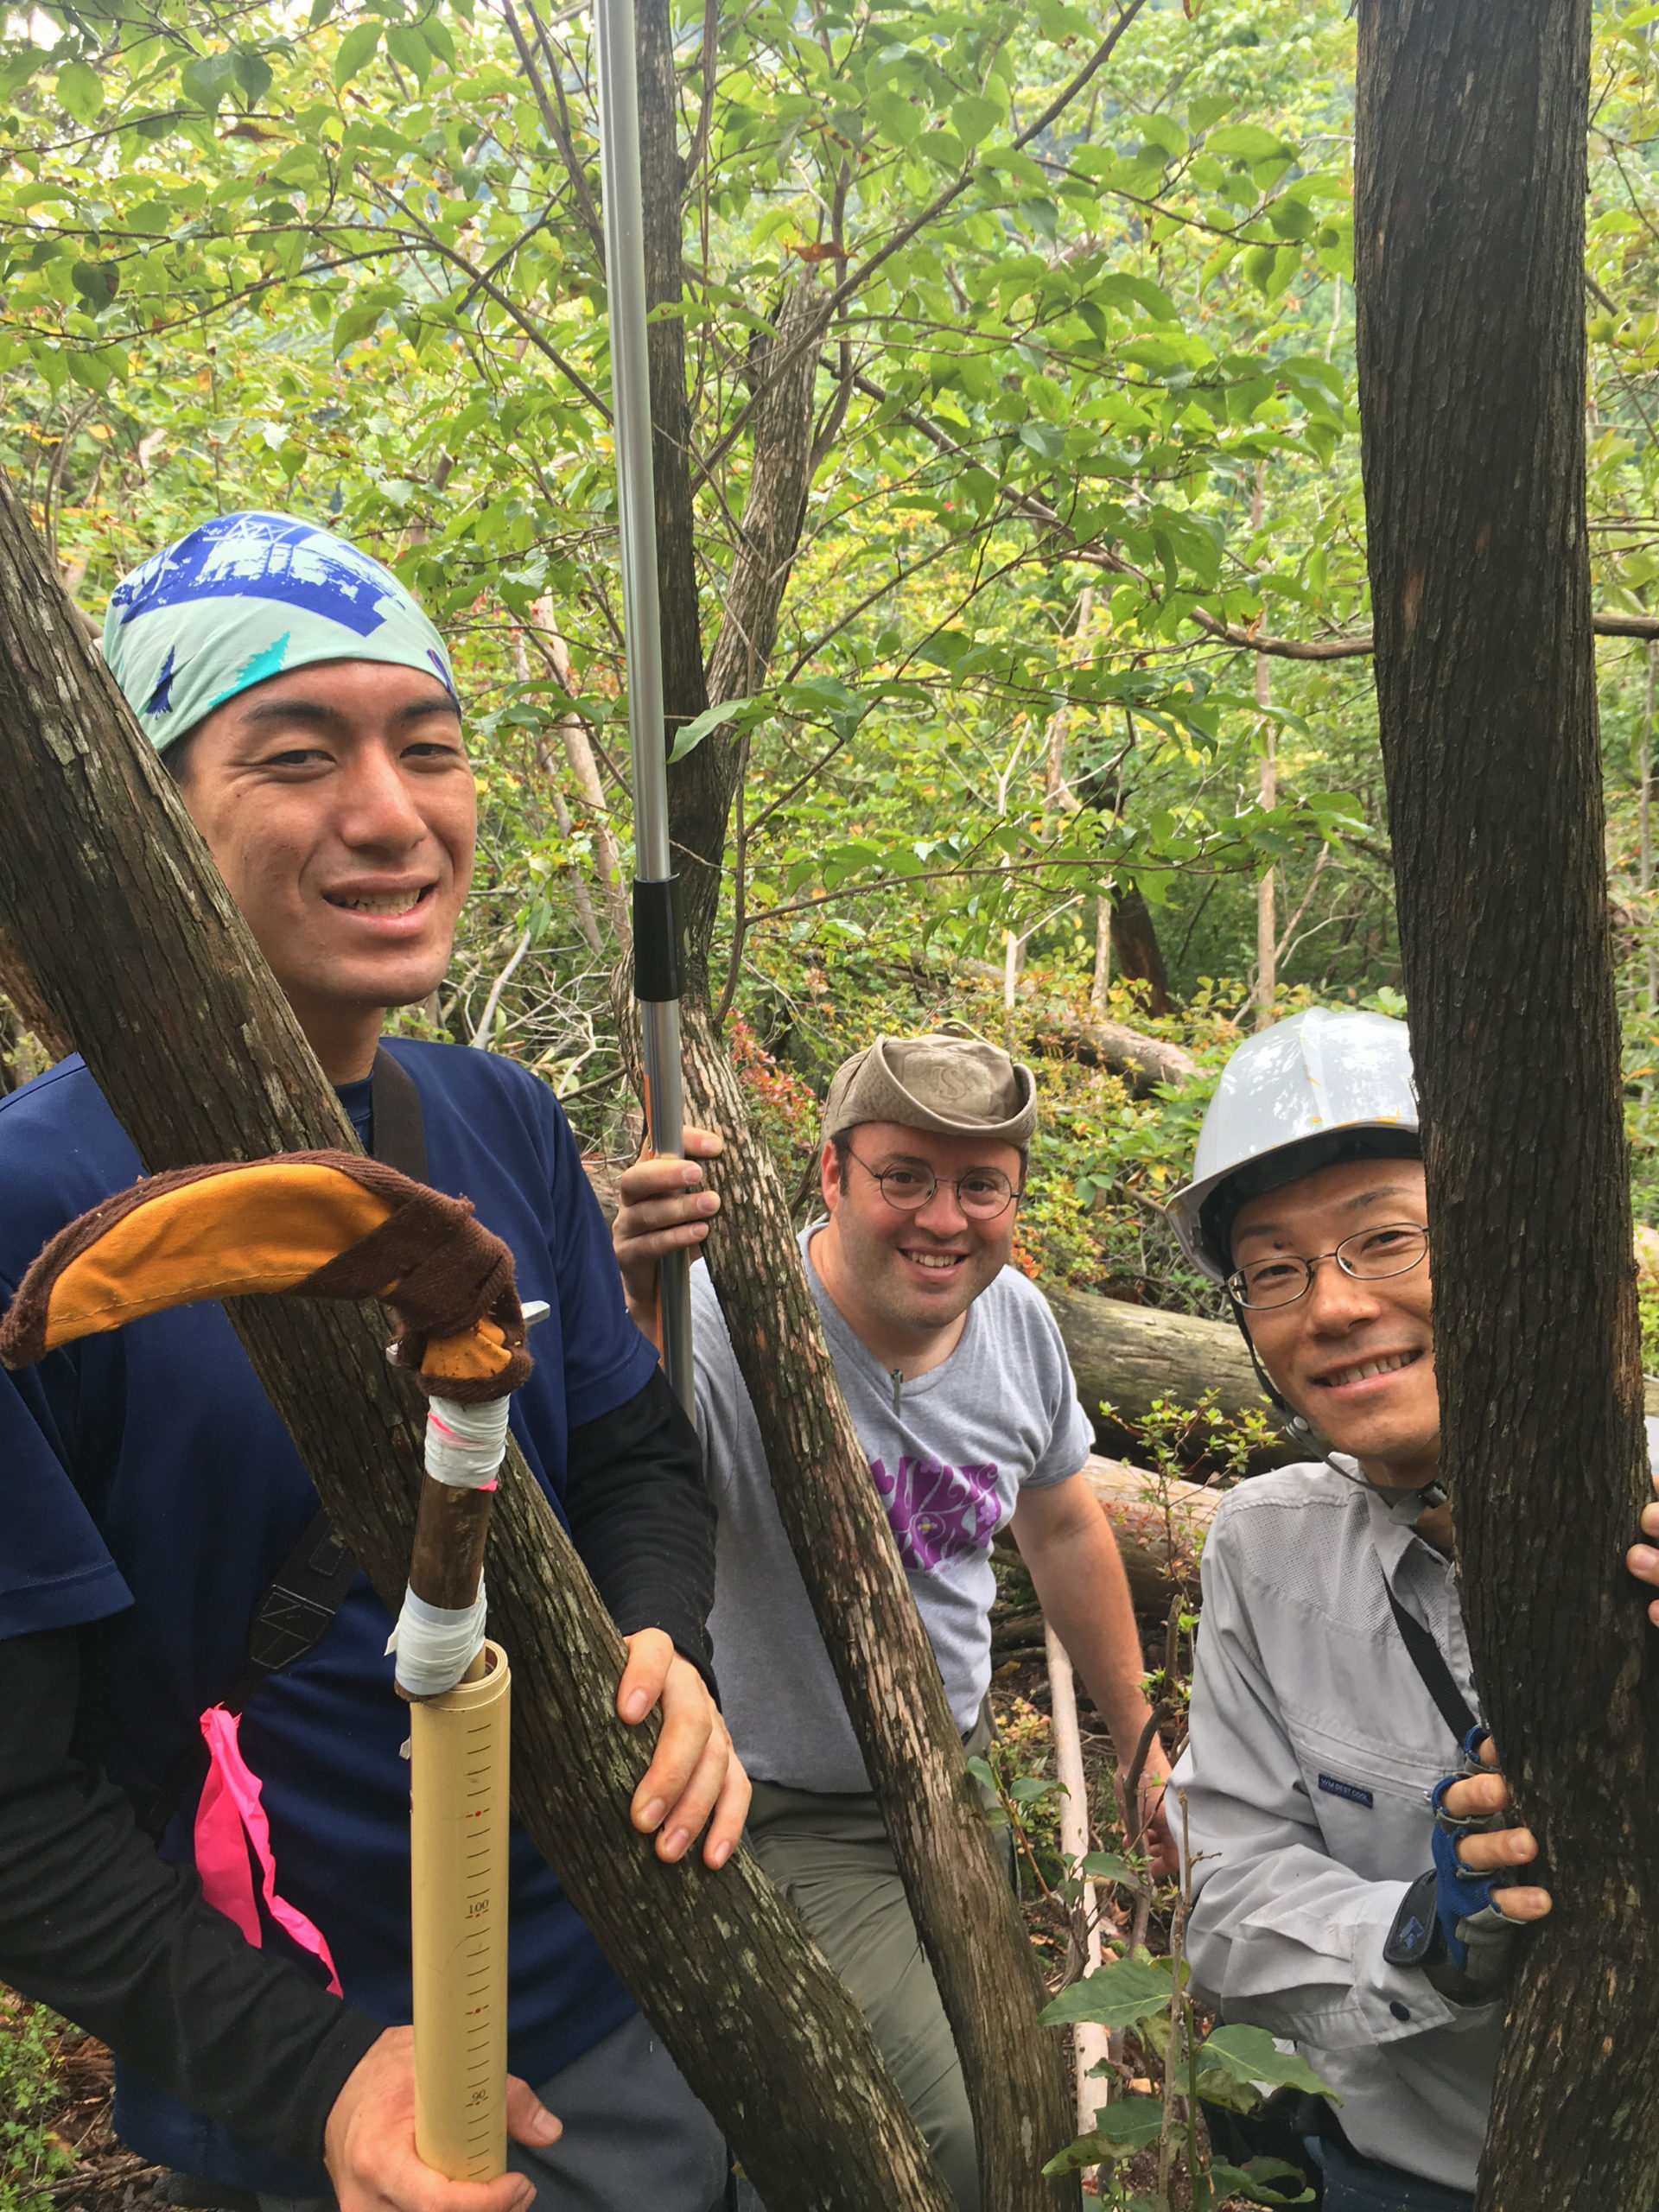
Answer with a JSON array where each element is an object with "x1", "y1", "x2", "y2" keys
[{"x1": 1385, "y1": 1584, "x2": 1479, "y2": 1746}]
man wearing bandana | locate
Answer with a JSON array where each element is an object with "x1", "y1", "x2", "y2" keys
[{"x1": 0, "y1": 516, "x2": 741, "y2": 2212}]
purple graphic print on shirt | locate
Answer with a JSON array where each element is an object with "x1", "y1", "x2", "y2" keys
[{"x1": 869, "y1": 1455, "x2": 1002, "y2": 1571}]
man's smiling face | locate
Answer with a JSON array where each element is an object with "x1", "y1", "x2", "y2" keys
[
  {"x1": 171, "y1": 658, "x2": 474, "y2": 1077},
  {"x1": 819, "y1": 1118, "x2": 1023, "y2": 1341},
  {"x1": 1231, "y1": 1156, "x2": 1440, "y2": 1485}
]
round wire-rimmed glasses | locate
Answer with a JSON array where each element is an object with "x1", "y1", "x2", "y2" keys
[
  {"x1": 1225, "y1": 1223, "x2": 1429, "y2": 1311},
  {"x1": 845, "y1": 1150, "x2": 1022, "y2": 1222}
]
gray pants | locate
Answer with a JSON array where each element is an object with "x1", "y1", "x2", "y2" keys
[
  {"x1": 257, "y1": 2012, "x2": 727, "y2": 2212},
  {"x1": 508, "y1": 2012, "x2": 728, "y2": 2212},
  {"x1": 744, "y1": 1783, "x2": 982, "y2": 2212}
]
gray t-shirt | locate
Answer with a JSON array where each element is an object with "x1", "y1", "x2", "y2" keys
[{"x1": 692, "y1": 1227, "x2": 1094, "y2": 1792}]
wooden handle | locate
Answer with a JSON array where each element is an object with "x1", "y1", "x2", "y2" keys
[{"x1": 408, "y1": 1474, "x2": 495, "y2": 1612}]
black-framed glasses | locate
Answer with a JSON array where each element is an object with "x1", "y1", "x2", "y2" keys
[
  {"x1": 1226, "y1": 1223, "x2": 1429, "y2": 1312},
  {"x1": 845, "y1": 1149, "x2": 1022, "y2": 1222}
]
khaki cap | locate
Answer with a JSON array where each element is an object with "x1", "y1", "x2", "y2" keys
[{"x1": 822, "y1": 1029, "x2": 1037, "y2": 1150}]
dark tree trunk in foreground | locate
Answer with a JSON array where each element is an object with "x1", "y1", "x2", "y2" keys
[
  {"x1": 1357, "y1": 10, "x2": 1659, "y2": 2208},
  {"x1": 678, "y1": 1003, "x2": 1080, "y2": 2210},
  {"x1": 0, "y1": 468, "x2": 953, "y2": 2212}
]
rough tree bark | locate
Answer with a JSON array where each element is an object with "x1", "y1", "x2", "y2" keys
[
  {"x1": 0, "y1": 469, "x2": 954, "y2": 2212},
  {"x1": 1107, "y1": 887, "x2": 1170, "y2": 1017},
  {"x1": 1357, "y1": 9, "x2": 1659, "y2": 2209},
  {"x1": 666, "y1": 270, "x2": 832, "y2": 987}
]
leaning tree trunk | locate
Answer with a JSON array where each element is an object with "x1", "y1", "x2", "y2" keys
[
  {"x1": 1357, "y1": 9, "x2": 1659, "y2": 2209},
  {"x1": 0, "y1": 469, "x2": 955, "y2": 2212}
]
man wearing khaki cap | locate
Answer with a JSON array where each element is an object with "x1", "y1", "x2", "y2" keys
[{"x1": 613, "y1": 1031, "x2": 1172, "y2": 2210}]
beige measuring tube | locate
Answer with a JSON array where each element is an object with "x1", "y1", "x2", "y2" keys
[{"x1": 411, "y1": 1638, "x2": 512, "y2": 2181}]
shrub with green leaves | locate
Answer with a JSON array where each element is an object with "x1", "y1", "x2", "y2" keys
[{"x1": 0, "y1": 1996, "x2": 73, "y2": 2212}]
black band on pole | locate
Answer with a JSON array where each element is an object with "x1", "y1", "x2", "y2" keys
[{"x1": 632, "y1": 875, "x2": 683, "y2": 1002}]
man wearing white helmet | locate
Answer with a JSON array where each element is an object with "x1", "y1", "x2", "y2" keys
[{"x1": 1166, "y1": 1007, "x2": 1659, "y2": 2212}]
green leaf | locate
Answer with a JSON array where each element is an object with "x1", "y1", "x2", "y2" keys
[
  {"x1": 1208, "y1": 2157, "x2": 1317, "y2": 2208},
  {"x1": 1039, "y1": 1955, "x2": 1176, "y2": 2031},
  {"x1": 1041, "y1": 2097, "x2": 1166, "y2": 2173},
  {"x1": 1134, "y1": 111, "x2": 1186, "y2": 159},
  {"x1": 181, "y1": 51, "x2": 236, "y2": 109},
  {"x1": 1008, "y1": 1772, "x2": 1061, "y2": 1803},
  {"x1": 332, "y1": 301, "x2": 388, "y2": 354},
  {"x1": 308, "y1": 0, "x2": 338, "y2": 25},
  {"x1": 1208, "y1": 122, "x2": 1295, "y2": 162},
  {"x1": 70, "y1": 260, "x2": 118, "y2": 309},
  {"x1": 1195, "y1": 2025, "x2": 1338, "y2": 2105},
  {"x1": 1091, "y1": 272, "x2": 1179, "y2": 324},
  {"x1": 666, "y1": 694, "x2": 758, "y2": 765},
  {"x1": 0, "y1": 48, "x2": 46, "y2": 102},
  {"x1": 334, "y1": 21, "x2": 382, "y2": 87},
  {"x1": 385, "y1": 22, "x2": 432, "y2": 83},
  {"x1": 54, "y1": 60, "x2": 103, "y2": 124},
  {"x1": 1189, "y1": 92, "x2": 1232, "y2": 134},
  {"x1": 64, "y1": 347, "x2": 112, "y2": 394},
  {"x1": 231, "y1": 46, "x2": 274, "y2": 103},
  {"x1": 964, "y1": 1754, "x2": 998, "y2": 1792},
  {"x1": 1080, "y1": 1850, "x2": 1135, "y2": 1883},
  {"x1": 952, "y1": 93, "x2": 1001, "y2": 147},
  {"x1": 868, "y1": 86, "x2": 918, "y2": 147},
  {"x1": 918, "y1": 127, "x2": 964, "y2": 171},
  {"x1": 1266, "y1": 196, "x2": 1316, "y2": 241},
  {"x1": 1243, "y1": 243, "x2": 1295, "y2": 299}
]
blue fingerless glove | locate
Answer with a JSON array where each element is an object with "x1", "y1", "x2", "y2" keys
[
  {"x1": 1383, "y1": 1727, "x2": 1522, "y2": 2003},
  {"x1": 1428, "y1": 1804, "x2": 1511, "y2": 1974}
]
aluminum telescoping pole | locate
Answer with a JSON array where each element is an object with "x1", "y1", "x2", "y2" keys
[{"x1": 594, "y1": 0, "x2": 693, "y2": 1411}]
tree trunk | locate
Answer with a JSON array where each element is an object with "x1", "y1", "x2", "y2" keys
[
  {"x1": 1356, "y1": 10, "x2": 1659, "y2": 2209},
  {"x1": 668, "y1": 272, "x2": 831, "y2": 990},
  {"x1": 0, "y1": 467, "x2": 954, "y2": 2212},
  {"x1": 1107, "y1": 886, "x2": 1170, "y2": 1016},
  {"x1": 677, "y1": 1000, "x2": 1080, "y2": 2209}
]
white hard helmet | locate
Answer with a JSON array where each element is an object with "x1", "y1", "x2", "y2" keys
[{"x1": 1166, "y1": 1007, "x2": 1419, "y2": 1281}]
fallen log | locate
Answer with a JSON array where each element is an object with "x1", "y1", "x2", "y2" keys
[
  {"x1": 1032, "y1": 1020, "x2": 1197, "y2": 1097},
  {"x1": 1043, "y1": 1284, "x2": 1283, "y2": 1466},
  {"x1": 1082, "y1": 1455, "x2": 1218, "y2": 1611},
  {"x1": 993, "y1": 1458, "x2": 1217, "y2": 1619}
]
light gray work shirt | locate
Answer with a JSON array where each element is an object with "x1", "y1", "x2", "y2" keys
[
  {"x1": 691, "y1": 1228, "x2": 1092, "y2": 1793},
  {"x1": 1173, "y1": 1458, "x2": 1499, "y2": 2190}
]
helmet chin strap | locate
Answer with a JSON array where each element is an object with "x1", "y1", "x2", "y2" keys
[
  {"x1": 1226, "y1": 1291, "x2": 1315, "y2": 1443},
  {"x1": 1226, "y1": 1294, "x2": 1449, "y2": 1518}
]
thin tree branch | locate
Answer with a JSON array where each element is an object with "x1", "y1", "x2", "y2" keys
[{"x1": 506, "y1": 0, "x2": 607, "y2": 264}]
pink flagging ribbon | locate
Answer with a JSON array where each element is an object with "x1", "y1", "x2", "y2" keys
[{"x1": 194, "y1": 1704, "x2": 342, "y2": 1997}]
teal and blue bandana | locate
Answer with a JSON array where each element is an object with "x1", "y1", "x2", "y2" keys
[{"x1": 104, "y1": 511, "x2": 457, "y2": 753}]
